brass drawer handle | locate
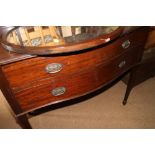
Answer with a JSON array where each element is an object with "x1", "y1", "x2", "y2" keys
[
  {"x1": 122, "y1": 40, "x2": 130, "y2": 49},
  {"x1": 45, "y1": 63, "x2": 63, "y2": 74},
  {"x1": 51, "y1": 87, "x2": 66, "y2": 96},
  {"x1": 118, "y1": 60, "x2": 126, "y2": 68}
]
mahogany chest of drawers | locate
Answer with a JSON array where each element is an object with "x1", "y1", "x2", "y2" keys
[{"x1": 0, "y1": 26, "x2": 149, "y2": 128}]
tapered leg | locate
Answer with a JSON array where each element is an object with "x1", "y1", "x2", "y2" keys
[
  {"x1": 123, "y1": 68, "x2": 137, "y2": 105},
  {"x1": 123, "y1": 84, "x2": 133, "y2": 105},
  {"x1": 16, "y1": 115, "x2": 32, "y2": 129}
]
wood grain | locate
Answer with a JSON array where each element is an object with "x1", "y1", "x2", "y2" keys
[
  {"x1": 14, "y1": 45, "x2": 142, "y2": 112},
  {"x1": 145, "y1": 28, "x2": 155, "y2": 49},
  {"x1": 0, "y1": 27, "x2": 149, "y2": 128},
  {"x1": 2, "y1": 28, "x2": 148, "y2": 92}
]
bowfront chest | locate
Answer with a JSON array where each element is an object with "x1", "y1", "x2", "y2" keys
[{"x1": 0, "y1": 26, "x2": 149, "y2": 128}]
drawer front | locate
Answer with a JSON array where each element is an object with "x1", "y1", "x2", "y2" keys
[
  {"x1": 15, "y1": 46, "x2": 142, "y2": 112},
  {"x1": 15, "y1": 70, "x2": 98, "y2": 111},
  {"x1": 2, "y1": 28, "x2": 147, "y2": 91},
  {"x1": 96, "y1": 46, "x2": 143, "y2": 87}
]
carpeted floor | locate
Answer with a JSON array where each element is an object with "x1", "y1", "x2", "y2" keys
[{"x1": 0, "y1": 77, "x2": 155, "y2": 129}]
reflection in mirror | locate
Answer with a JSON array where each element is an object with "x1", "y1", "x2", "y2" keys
[{"x1": 7, "y1": 26, "x2": 119, "y2": 47}]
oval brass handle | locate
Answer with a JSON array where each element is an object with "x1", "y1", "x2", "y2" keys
[
  {"x1": 45, "y1": 63, "x2": 63, "y2": 74},
  {"x1": 122, "y1": 40, "x2": 130, "y2": 49},
  {"x1": 51, "y1": 87, "x2": 66, "y2": 96},
  {"x1": 118, "y1": 60, "x2": 126, "y2": 68}
]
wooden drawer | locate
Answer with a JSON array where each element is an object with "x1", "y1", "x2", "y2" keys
[
  {"x1": 14, "y1": 45, "x2": 142, "y2": 112},
  {"x1": 96, "y1": 46, "x2": 143, "y2": 87},
  {"x1": 15, "y1": 69, "x2": 98, "y2": 111},
  {"x1": 2, "y1": 27, "x2": 147, "y2": 92}
]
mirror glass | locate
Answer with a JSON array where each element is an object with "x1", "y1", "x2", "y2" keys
[{"x1": 6, "y1": 26, "x2": 119, "y2": 47}]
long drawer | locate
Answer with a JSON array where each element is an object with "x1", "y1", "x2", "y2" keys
[
  {"x1": 15, "y1": 46, "x2": 143, "y2": 112},
  {"x1": 2, "y1": 28, "x2": 147, "y2": 91}
]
